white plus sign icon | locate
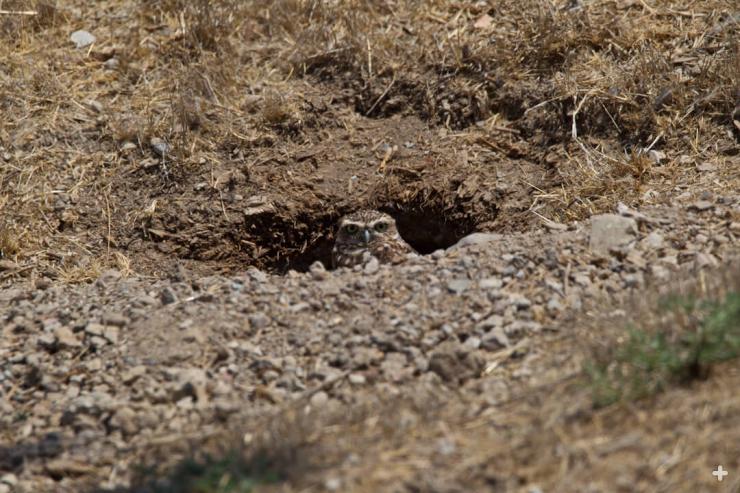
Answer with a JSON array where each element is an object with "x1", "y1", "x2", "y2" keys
[{"x1": 712, "y1": 465, "x2": 728, "y2": 482}]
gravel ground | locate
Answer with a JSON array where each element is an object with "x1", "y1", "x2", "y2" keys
[{"x1": 1, "y1": 196, "x2": 738, "y2": 492}]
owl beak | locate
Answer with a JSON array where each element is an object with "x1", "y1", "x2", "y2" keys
[{"x1": 363, "y1": 229, "x2": 371, "y2": 244}]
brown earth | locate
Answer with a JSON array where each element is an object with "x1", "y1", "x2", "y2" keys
[{"x1": 0, "y1": 1, "x2": 739, "y2": 492}]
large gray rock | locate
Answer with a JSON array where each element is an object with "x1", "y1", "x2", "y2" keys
[
  {"x1": 449, "y1": 233, "x2": 503, "y2": 250},
  {"x1": 589, "y1": 214, "x2": 638, "y2": 255}
]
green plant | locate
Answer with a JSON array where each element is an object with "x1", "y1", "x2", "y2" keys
[
  {"x1": 140, "y1": 451, "x2": 280, "y2": 493},
  {"x1": 587, "y1": 291, "x2": 740, "y2": 408}
]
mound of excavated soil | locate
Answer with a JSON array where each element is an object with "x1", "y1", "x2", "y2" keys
[{"x1": 2, "y1": 199, "x2": 739, "y2": 492}]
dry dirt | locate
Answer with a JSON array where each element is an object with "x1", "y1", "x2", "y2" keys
[{"x1": 0, "y1": 1, "x2": 739, "y2": 492}]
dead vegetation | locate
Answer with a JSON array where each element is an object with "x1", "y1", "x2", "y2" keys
[{"x1": 0, "y1": 0, "x2": 737, "y2": 278}]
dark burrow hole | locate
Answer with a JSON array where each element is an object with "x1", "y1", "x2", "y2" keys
[{"x1": 280, "y1": 205, "x2": 479, "y2": 273}]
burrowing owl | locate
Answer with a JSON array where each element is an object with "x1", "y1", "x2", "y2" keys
[{"x1": 332, "y1": 210, "x2": 415, "y2": 269}]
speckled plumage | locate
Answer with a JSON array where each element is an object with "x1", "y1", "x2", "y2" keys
[{"x1": 331, "y1": 210, "x2": 415, "y2": 269}]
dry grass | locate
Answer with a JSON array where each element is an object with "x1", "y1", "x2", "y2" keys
[{"x1": 0, "y1": 0, "x2": 737, "y2": 277}]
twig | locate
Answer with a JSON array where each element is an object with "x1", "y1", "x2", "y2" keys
[
  {"x1": 488, "y1": 124, "x2": 520, "y2": 135},
  {"x1": 0, "y1": 265, "x2": 33, "y2": 281},
  {"x1": 571, "y1": 92, "x2": 591, "y2": 140},
  {"x1": 643, "y1": 132, "x2": 663, "y2": 153},
  {"x1": 104, "y1": 192, "x2": 112, "y2": 262},
  {"x1": 377, "y1": 145, "x2": 395, "y2": 173},
  {"x1": 0, "y1": 10, "x2": 37, "y2": 15},
  {"x1": 366, "y1": 75, "x2": 396, "y2": 116}
]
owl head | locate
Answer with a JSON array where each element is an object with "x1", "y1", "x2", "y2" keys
[{"x1": 335, "y1": 210, "x2": 400, "y2": 247}]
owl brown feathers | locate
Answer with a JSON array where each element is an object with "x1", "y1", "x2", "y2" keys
[{"x1": 331, "y1": 210, "x2": 416, "y2": 269}]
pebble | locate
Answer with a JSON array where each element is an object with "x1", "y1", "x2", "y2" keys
[
  {"x1": 447, "y1": 279, "x2": 472, "y2": 294},
  {"x1": 481, "y1": 327, "x2": 510, "y2": 350},
  {"x1": 309, "y1": 391, "x2": 329, "y2": 408},
  {"x1": 450, "y1": 233, "x2": 503, "y2": 249},
  {"x1": 641, "y1": 231, "x2": 664, "y2": 249},
  {"x1": 159, "y1": 287, "x2": 178, "y2": 305},
  {"x1": 364, "y1": 257, "x2": 380, "y2": 274},
  {"x1": 70, "y1": 30, "x2": 95, "y2": 48},
  {"x1": 348, "y1": 373, "x2": 366, "y2": 385},
  {"x1": 589, "y1": 214, "x2": 638, "y2": 254},
  {"x1": 150, "y1": 138, "x2": 170, "y2": 157},
  {"x1": 688, "y1": 200, "x2": 714, "y2": 212},
  {"x1": 103, "y1": 57, "x2": 119, "y2": 70},
  {"x1": 1, "y1": 474, "x2": 18, "y2": 487},
  {"x1": 479, "y1": 277, "x2": 503, "y2": 290},
  {"x1": 54, "y1": 326, "x2": 82, "y2": 349}
]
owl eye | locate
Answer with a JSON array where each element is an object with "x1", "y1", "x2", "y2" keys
[
  {"x1": 343, "y1": 224, "x2": 359, "y2": 234},
  {"x1": 373, "y1": 222, "x2": 389, "y2": 232}
]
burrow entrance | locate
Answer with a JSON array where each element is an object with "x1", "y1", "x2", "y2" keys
[{"x1": 239, "y1": 201, "x2": 486, "y2": 274}]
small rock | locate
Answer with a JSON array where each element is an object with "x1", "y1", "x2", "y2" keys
[
  {"x1": 38, "y1": 333, "x2": 57, "y2": 350},
  {"x1": 46, "y1": 458, "x2": 95, "y2": 476},
  {"x1": 449, "y1": 233, "x2": 503, "y2": 250},
  {"x1": 101, "y1": 312, "x2": 128, "y2": 327},
  {"x1": 481, "y1": 327, "x2": 509, "y2": 350},
  {"x1": 428, "y1": 342, "x2": 484, "y2": 384},
  {"x1": 648, "y1": 149, "x2": 666, "y2": 163},
  {"x1": 101, "y1": 325, "x2": 119, "y2": 344},
  {"x1": 325, "y1": 477, "x2": 342, "y2": 491},
  {"x1": 479, "y1": 314, "x2": 504, "y2": 330},
  {"x1": 625, "y1": 249, "x2": 646, "y2": 269},
  {"x1": 249, "y1": 312, "x2": 270, "y2": 329},
  {"x1": 364, "y1": 256, "x2": 380, "y2": 274},
  {"x1": 622, "y1": 273, "x2": 643, "y2": 288},
  {"x1": 650, "y1": 265, "x2": 670, "y2": 280},
  {"x1": 247, "y1": 267, "x2": 268, "y2": 283},
  {"x1": 464, "y1": 336, "x2": 481, "y2": 350},
  {"x1": 171, "y1": 368, "x2": 209, "y2": 403},
  {"x1": 687, "y1": 200, "x2": 714, "y2": 212},
  {"x1": 54, "y1": 326, "x2": 82, "y2": 349},
  {"x1": 447, "y1": 279, "x2": 471, "y2": 294},
  {"x1": 436, "y1": 437, "x2": 457, "y2": 457},
  {"x1": 309, "y1": 261, "x2": 327, "y2": 280},
  {"x1": 85, "y1": 323, "x2": 104, "y2": 337},
  {"x1": 150, "y1": 138, "x2": 170, "y2": 157},
  {"x1": 546, "y1": 297, "x2": 563, "y2": 314},
  {"x1": 1, "y1": 473, "x2": 18, "y2": 487},
  {"x1": 309, "y1": 391, "x2": 329, "y2": 408},
  {"x1": 348, "y1": 373, "x2": 366, "y2": 385},
  {"x1": 642, "y1": 231, "x2": 664, "y2": 249},
  {"x1": 109, "y1": 407, "x2": 138, "y2": 436},
  {"x1": 589, "y1": 214, "x2": 638, "y2": 255},
  {"x1": 508, "y1": 294, "x2": 531, "y2": 310},
  {"x1": 479, "y1": 277, "x2": 503, "y2": 290},
  {"x1": 694, "y1": 252, "x2": 718, "y2": 270},
  {"x1": 160, "y1": 287, "x2": 177, "y2": 305},
  {"x1": 103, "y1": 57, "x2": 119, "y2": 70},
  {"x1": 381, "y1": 352, "x2": 410, "y2": 382},
  {"x1": 289, "y1": 302, "x2": 310, "y2": 313},
  {"x1": 122, "y1": 366, "x2": 147, "y2": 384},
  {"x1": 70, "y1": 30, "x2": 95, "y2": 49}
]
